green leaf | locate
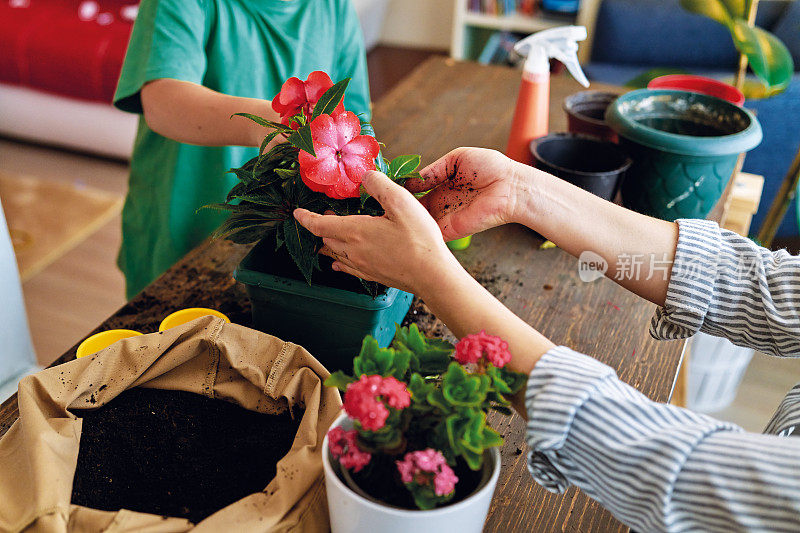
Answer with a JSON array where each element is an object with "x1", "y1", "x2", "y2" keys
[
  {"x1": 680, "y1": 0, "x2": 794, "y2": 93},
  {"x1": 353, "y1": 336, "x2": 411, "y2": 380},
  {"x1": 212, "y1": 215, "x2": 277, "y2": 243},
  {"x1": 440, "y1": 363, "x2": 489, "y2": 407},
  {"x1": 275, "y1": 168, "x2": 299, "y2": 180},
  {"x1": 311, "y1": 78, "x2": 351, "y2": 120},
  {"x1": 388, "y1": 155, "x2": 421, "y2": 180},
  {"x1": 392, "y1": 324, "x2": 453, "y2": 375},
  {"x1": 376, "y1": 152, "x2": 389, "y2": 175},
  {"x1": 360, "y1": 120, "x2": 376, "y2": 137},
  {"x1": 224, "y1": 224, "x2": 276, "y2": 244},
  {"x1": 232, "y1": 112, "x2": 292, "y2": 132},
  {"x1": 324, "y1": 371, "x2": 356, "y2": 391},
  {"x1": 407, "y1": 373, "x2": 436, "y2": 403},
  {"x1": 679, "y1": 0, "x2": 747, "y2": 25},
  {"x1": 404, "y1": 481, "x2": 454, "y2": 510},
  {"x1": 444, "y1": 409, "x2": 501, "y2": 470},
  {"x1": 287, "y1": 125, "x2": 316, "y2": 157},
  {"x1": 259, "y1": 130, "x2": 282, "y2": 156},
  {"x1": 730, "y1": 22, "x2": 794, "y2": 93},
  {"x1": 396, "y1": 171, "x2": 421, "y2": 184},
  {"x1": 282, "y1": 218, "x2": 320, "y2": 284},
  {"x1": 356, "y1": 415, "x2": 405, "y2": 452},
  {"x1": 486, "y1": 364, "x2": 527, "y2": 397}
]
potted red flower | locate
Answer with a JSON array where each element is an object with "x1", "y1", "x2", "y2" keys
[
  {"x1": 321, "y1": 325, "x2": 526, "y2": 532},
  {"x1": 208, "y1": 72, "x2": 421, "y2": 371}
]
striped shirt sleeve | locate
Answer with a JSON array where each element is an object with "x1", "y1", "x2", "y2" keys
[
  {"x1": 650, "y1": 219, "x2": 800, "y2": 356},
  {"x1": 525, "y1": 347, "x2": 800, "y2": 532}
]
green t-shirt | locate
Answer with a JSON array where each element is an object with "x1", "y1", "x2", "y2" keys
[{"x1": 114, "y1": 0, "x2": 371, "y2": 298}]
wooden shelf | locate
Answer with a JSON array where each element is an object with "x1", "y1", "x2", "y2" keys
[
  {"x1": 461, "y1": 10, "x2": 569, "y2": 34},
  {"x1": 450, "y1": 0, "x2": 601, "y2": 63}
]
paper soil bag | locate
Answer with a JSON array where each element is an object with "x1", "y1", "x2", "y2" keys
[{"x1": 0, "y1": 316, "x2": 342, "y2": 532}]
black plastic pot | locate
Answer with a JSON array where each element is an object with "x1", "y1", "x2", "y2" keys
[
  {"x1": 530, "y1": 133, "x2": 632, "y2": 201},
  {"x1": 563, "y1": 91, "x2": 619, "y2": 143}
]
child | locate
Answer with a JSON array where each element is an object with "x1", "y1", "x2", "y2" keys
[{"x1": 114, "y1": 0, "x2": 371, "y2": 298}]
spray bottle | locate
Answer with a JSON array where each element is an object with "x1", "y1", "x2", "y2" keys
[{"x1": 505, "y1": 26, "x2": 590, "y2": 164}]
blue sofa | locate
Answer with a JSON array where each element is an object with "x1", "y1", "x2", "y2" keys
[{"x1": 584, "y1": 0, "x2": 800, "y2": 238}]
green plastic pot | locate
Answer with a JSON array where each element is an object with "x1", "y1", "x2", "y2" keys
[
  {"x1": 605, "y1": 89, "x2": 762, "y2": 221},
  {"x1": 233, "y1": 240, "x2": 414, "y2": 373}
]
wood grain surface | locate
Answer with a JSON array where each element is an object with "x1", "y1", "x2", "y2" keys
[{"x1": 0, "y1": 57, "x2": 685, "y2": 532}]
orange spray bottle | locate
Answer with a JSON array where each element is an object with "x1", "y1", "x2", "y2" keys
[{"x1": 506, "y1": 26, "x2": 590, "y2": 164}]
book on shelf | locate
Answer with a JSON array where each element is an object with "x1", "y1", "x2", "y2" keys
[
  {"x1": 477, "y1": 31, "x2": 525, "y2": 66},
  {"x1": 469, "y1": 0, "x2": 540, "y2": 16}
]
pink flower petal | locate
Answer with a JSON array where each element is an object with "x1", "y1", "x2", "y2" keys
[
  {"x1": 309, "y1": 114, "x2": 340, "y2": 150},
  {"x1": 331, "y1": 175, "x2": 360, "y2": 199},
  {"x1": 332, "y1": 111, "x2": 362, "y2": 147},
  {"x1": 299, "y1": 146, "x2": 342, "y2": 186},
  {"x1": 304, "y1": 71, "x2": 335, "y2": 103},
  {"x1": 278, "y1": 77, "x2": 306, "y2": 107}
]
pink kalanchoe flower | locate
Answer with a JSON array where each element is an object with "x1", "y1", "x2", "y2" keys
[
  {"x1": 380, "y1": 376, "x2": 412, "y2": 409},
  {"x1": 396, "y1": 449, "x2": 458, "y2": 496},
  {"x1": 454, "y1": 330, "x2": 512, "y2": 368},
  {"x1": 271, "y1": 71, "x2": 344, "y2": 128},
  {"x1": 298, "y1": 111, "x2": 380, "y2": 199},
  {"x1": 343, "y1": 375, "x2": 411, "y2": 431},
  {"x1": 328, "y1": 426, "x2": 371, "y2": 472}
]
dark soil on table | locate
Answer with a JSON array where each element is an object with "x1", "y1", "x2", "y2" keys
[
  {"x1": 247, "y1": 239, "x2": 387, "y2": 297},
  {"x1": 70, "y1": 387, "x2": 301, "y2": 524},
  {"x1": 350, "y1": 453, "x2": 484, "y2": 510}
]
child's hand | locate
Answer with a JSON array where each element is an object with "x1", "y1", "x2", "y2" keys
[{"x1": 293, "y1": 171, "x2": 462, "y2": 295}]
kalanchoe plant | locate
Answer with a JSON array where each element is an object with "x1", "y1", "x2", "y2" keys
[
  {"x1": 325, "y1": 325, "x2": 526, "y2": 510},
  {"x1": 206, "y1": 71, "x2": 422, "y2": 285}
]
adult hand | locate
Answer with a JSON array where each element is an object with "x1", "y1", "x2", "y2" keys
[
  {"x1": 293, "y1": 171, "x2": 461, "y2": 295},
  {"x1": 406, "y1": 147, "x2": 536, "y2": 241}
]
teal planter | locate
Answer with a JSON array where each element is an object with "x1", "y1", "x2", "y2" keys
[
  {"x1": 605, "y1": 89, "x2": 762, "y2": 221},
  {"x1": 233, "y1": 240, "x2": 413, "y2": 373}
]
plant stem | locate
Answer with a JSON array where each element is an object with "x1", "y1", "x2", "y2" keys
[
  {"x1": 735, "y1": 0, "x2": 760, "y2": 90},
  {"x1": 756, "y1": 145, "x2": 800, "y2": 248}
]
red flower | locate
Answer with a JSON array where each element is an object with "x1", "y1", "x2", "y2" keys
[
  {"x1": 271, "y1": 71, "x2": 344, "y2": 128},
  {"x1": 328, "y1": 427, "x2": 371, "y2": 472},
  {"x1": 454, "y1": 330, "x2": 512, "y2": 368},
  {"x1": 298, "y1": 111, "x2": 380, "y2": 199},
  {"x1": 343, "y1": 375, "x2": 411, "y2": 431}
]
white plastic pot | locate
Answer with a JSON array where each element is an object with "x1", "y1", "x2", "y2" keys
[
  {"x1": 322, "y1": 413, "x2": 501, "y2": 533},
  {"x1": 687, "y1": 332, "x2": 755, "y2": 413}
]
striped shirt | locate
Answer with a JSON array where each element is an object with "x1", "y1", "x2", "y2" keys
[{"x1": 525, "y1": 219, "x2": 800, "y2": 532}]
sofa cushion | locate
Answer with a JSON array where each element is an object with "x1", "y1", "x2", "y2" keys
[
  {"x1": 591, "y1": 0, "x2": 789, "y2": 69},
  {"x1": 772, "y1": 0, "x2": 800, "y2": 69}
]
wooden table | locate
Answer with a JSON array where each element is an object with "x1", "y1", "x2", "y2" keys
[{"x1": 0, "y1": 57, "x2": 686, "y2": 532}]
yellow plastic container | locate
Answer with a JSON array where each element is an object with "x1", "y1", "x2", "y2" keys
[
  {"x1": 76, "y1": 329, "x2": 143, "y2": 358},
  {"x1": 159, "y1": 308, "x2": 231, "y2": 332},
  {"x1": 446, "y1": 235, "x2": 472, "y2": 251}
]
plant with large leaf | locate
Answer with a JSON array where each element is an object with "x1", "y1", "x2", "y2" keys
[
  {"x1": 680, "y1": 0, "x2": 794, "y2": 95},
  {"x1": 205, "y1": 72, "x2": 422, "y2": 285},
  {"x1": 325, "y1": 326, "x2": 525, "y2": 510}
]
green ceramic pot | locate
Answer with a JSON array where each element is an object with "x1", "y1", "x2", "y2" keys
[
  {"x1": 233, "y1": 240, "x2": 413, "y2": 373},
  {"x1": 605, "y1": 89, "x2": 762, "y2": 221}
]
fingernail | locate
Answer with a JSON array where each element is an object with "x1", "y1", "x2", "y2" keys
[{"x1": 332, "y1": 263, "x2": 340, "y2": 271}]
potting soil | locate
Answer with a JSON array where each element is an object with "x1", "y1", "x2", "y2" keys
[
  {"x1": 351, "y1": 454, "x2": 484, "y2": 510},
  {"x1": 70, "y1": 387, "x2": 301, "y2": 524}
]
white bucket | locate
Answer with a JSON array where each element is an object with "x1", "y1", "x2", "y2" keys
[
  {"x1": 322, "y1": 413, "x2": 501, "y2": 533},
  {"x1": 687, "y1": 332, "x2": 755, "y2": 413}
]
